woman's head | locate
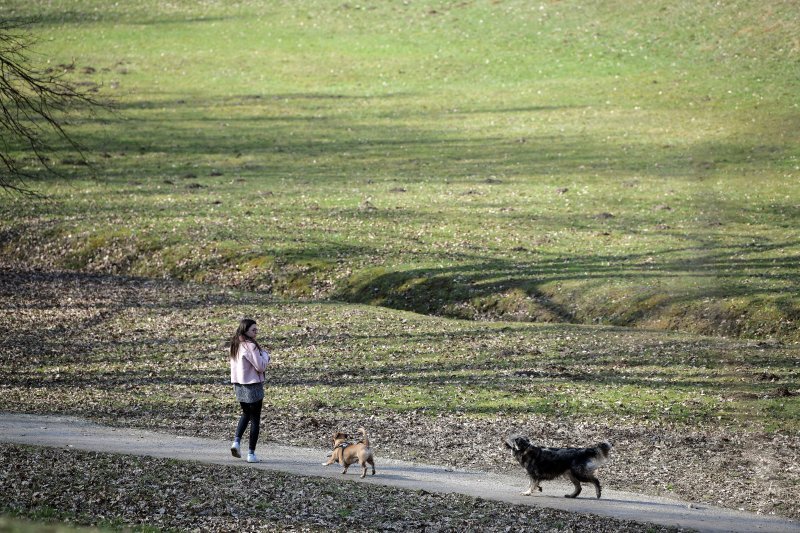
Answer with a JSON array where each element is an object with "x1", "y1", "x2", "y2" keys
[
  {"x1": 238, "y1": 319, "x2": 258, "y2": 339},
  {"x1": 230, "y1": 318, "x2": 258, "y2": 358}
]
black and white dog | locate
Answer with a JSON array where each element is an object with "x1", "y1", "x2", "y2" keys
[{"x1": 504, "y1": 435, "x2": 612, "y2": 499}]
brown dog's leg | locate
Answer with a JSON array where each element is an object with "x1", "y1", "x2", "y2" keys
[
  {"x1": 323, "y1": 449, "x2": 339, "y2": 467},
  {"x1": 367, "y1": 456, "x2": 376, "y2": 475},
  {"x1": 565, "y1": 472, "x2": 582, "y2": 498}
]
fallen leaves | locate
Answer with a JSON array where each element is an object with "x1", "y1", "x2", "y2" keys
[{"x1": 0, "y1": 444, "x2": 680, "y2": 532}]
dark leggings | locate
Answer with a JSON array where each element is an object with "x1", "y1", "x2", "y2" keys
[{"x1": 235, "y1": 399, "x2": 263, "y2": 452}]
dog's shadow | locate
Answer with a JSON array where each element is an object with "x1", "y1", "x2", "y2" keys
[
  {"x1": 533, "y1": 492, "x2": 702, "y2": 511},
  {"x1": 595, "y1": 497, "x2": 705, "y2": 510},
  {"x1": 339, "y1": 463, "x2": 484, "y2": 483},
  {"x1": 330, "y1": 470, "x2": 406, "y2": 482}
]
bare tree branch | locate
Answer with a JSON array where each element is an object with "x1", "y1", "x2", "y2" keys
[{"x1": 0, "y1": 20, "x2": 107, "y2": 195}]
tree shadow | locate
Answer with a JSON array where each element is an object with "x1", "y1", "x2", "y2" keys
[
  {"x1": 333, "y1": 237, "x2": 800, "y2": 328},
  {"x1": 6, "y1": 90, "x2": 799, "y2": 338},
  {"x1": 55, "y1": 92, "x2": 792, "y2": 184}
]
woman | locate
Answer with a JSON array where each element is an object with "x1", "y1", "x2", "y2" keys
[{"x1": 229, "y1": 318, "x2": 271, "y2": 463}]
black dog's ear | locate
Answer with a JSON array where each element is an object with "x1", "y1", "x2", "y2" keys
[{"x1": 506, "y1": 436, "x2": 525, "y2": 451}]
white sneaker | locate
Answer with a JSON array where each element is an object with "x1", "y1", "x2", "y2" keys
[
  {"x1": 230, "y1": 441, "x2": 241, "y2": 458},
  {"x1": 246, "y1": 452, "x2": 259, "y2": 463}
]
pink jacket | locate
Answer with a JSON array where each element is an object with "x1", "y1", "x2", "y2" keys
[{"x1": 230, "y1": 341, "x2": 270, "y2": 384}]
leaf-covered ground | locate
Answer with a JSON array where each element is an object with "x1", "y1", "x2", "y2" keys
[
  {"x1": 0, "y1": 267, "x2": 798, "y2": 528},
  {"x1": 0, "y1": 444, "x2": 684, "y2": 532}
]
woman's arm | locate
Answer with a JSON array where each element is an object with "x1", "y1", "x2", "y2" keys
[{"x1": 241, "y1": 342, "x2": 270, "y2": 372}]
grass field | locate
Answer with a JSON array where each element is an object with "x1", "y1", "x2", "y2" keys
[
  {"x1": 1, "y1": 1, "x2": 799, "y2": 529},
  {"x1": 1, "y1": 0, "x2": 799, "y2": 339}
]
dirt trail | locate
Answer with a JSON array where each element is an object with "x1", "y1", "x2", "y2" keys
[{"x1": 1, "y1": 413, "x2": 797, "y2": 533}]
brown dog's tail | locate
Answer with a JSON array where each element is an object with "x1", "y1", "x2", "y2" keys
[{"x1": 358, "y1": 427, "x2": 369, "y2": 447}]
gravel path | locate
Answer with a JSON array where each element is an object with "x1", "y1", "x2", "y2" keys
[{"x1": 2, "y1": 413, "x2": 796, "y2": 533}]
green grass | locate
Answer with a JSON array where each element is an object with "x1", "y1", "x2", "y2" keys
[
  {"x1": 1, "y1": 0, "x2": 799, "y2": 340},
  {"x1": 0, "y1": 514, "x2": 112, "y2": 533}
]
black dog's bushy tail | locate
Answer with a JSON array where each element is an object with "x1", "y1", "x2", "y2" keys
[
  {"x1": 597, "y1": 441, "x2": 613, "y2": 458},
  {"x1": 585, "y1": 441, "x2": 613, "y2": 472}
]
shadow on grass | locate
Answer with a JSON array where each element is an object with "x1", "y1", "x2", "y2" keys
[
  {"x1": 5, "y1": 12, "x2": 235, "y2": 27},
  {"x1": 56, "y1": 91, "x2": 793, "y2": 183},
  {"x1": 334, "y1": 238, "x2": 800, "y2": 331},
  {"x1": 6, "y1": 91, "x2": 800, "y2": 338}
]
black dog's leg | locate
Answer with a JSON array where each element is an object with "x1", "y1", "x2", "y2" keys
[
  {"x1": 588, "y1": 475, "x2": 601, "y2": 499},
  {"x1": 565, "y1": 472, "x2": 582, "y2": 498},
  {"x1": 573, "y1": 471, "x2": 602, "y2": 499},
  {"x1": 522, "y1": 478, "x2": 541, "y2": 495}
]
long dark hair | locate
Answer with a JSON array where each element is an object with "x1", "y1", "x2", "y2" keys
[{"x1": 230, "y1": 318, "x2": 263, "y2": 359}]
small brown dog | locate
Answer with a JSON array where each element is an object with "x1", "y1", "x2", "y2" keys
[{"x1": 322, "y1": 427, "x2": 376, "y2": 478}]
